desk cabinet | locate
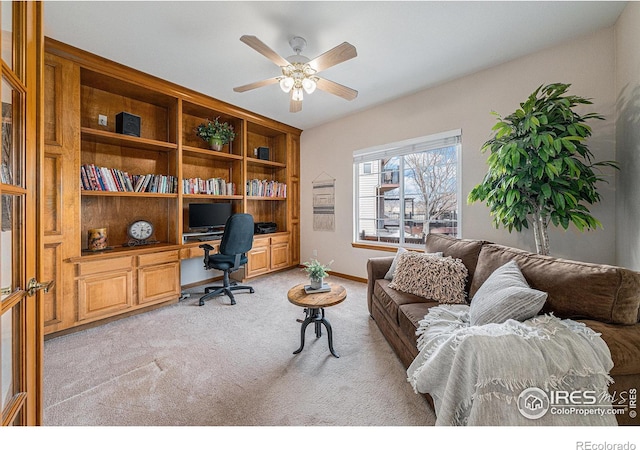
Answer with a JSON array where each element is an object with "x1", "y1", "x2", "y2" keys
[
  {"x1": 137, "y1": 251, "x2": 181, "y2": 305},
  {"x1": 244, "y1": 233, "x2": 291, "y2": 278},
  {"x1": 270, "y1": 234, "x2": 291, "y2": 270},
  {"x1": 69, "y1": 249, "x2": 181, "y2": 332},
  {"x1": 77, "y1": 256, "x2": 134, "y2": 322}
]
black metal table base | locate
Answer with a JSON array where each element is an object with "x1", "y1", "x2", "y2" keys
[{"x1": 293, "y1": 307, "x2": 339, "y2": 358}]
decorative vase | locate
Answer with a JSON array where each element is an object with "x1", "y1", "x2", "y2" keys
[
  {"x1": 87, "y1": 227, "x2": 107, "y2": 251},
  {"x1": 310, "y1": 277, "x2": 323, "y2": 290},
  {"x1": 209, "y1": 136, "x2": 224, "y2": 151}
]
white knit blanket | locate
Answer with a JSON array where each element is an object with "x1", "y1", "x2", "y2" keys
[{"x1": 406, "y1": 305, "x2": 618, "y2": 426}]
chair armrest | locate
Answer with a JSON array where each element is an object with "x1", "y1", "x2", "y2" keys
[
  {"x1": 199, "y1": 243, "x2": 215, "y2": 267},
  {"x1": 366, "y1": 256, "x2": 394, "y2": 314}
]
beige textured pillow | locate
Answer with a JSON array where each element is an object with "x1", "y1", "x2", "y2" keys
[
  {"x1": 388, "y1": 252, "x2": 468, "y2": 304},
  {"x1": 384, "y1": 248, "x2": 443, "y2": 280}
]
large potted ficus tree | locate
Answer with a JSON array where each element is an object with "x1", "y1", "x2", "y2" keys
[{"x1": 468, "y1": 83, "x2": 618, "y2": 255}]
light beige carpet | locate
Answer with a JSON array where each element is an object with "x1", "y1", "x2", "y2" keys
[{"x1": 43, "y1": 269, "x2": 435, "y2": 426}]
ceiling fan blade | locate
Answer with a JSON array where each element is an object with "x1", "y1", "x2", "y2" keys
[
  {"x1": 240, "y1": 35, "x2": 290, "y2": 67},
  {"x1": 308, "y1": 42, "x2": 357, "y2": 73},
  {"x1": 233, "y1": 77, "x2": 280, "y2": 93},
  {"x1": 290, "y1": 92, "x2": 302, "y2": 113},
  {"x1": 316, "y1": 77, "x2": 358, "y2": 101}
]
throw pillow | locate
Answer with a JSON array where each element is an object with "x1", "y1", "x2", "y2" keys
[
  {"x1": 388, "y1": 252, "x2": 468, "y2": 304},
  {"x1": 384, "y1": 248, "x2": 443, "y2": 280},
  {"x1": 469, "y1": 260, "x2": 547, "y2": 326},
  {"x1": 384, "y1": 247, "x2": 407, "y2": 280}
]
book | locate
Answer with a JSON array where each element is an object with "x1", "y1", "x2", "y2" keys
[{"x1": 304, "y1": 283, "x2": 331, "y2": 294}]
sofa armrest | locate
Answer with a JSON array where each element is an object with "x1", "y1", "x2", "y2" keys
[{"x1": 366, "y1": 256, "x2": 394, "y2": 315}]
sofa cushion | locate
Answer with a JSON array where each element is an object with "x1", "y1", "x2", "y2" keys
[
  {"x1": 399, "y1": 302, "x2": 438, "y2": 347},
  {"x1": 470, "y1": 260, "x2": 547, "y2": 326},
  {"x1": 578, "y1": 320, "x2": 640, "y2": 376},
  {"x1": 389, "y1": 252, "x2": 468, "y2": 304},
  {"x1": 470, "y1": 244, "x2": 640, "y2": 325},
  {"x1": 373, "y1": 279, "x2": 432, "y2": 325},
  {"x1": 425, "y1": 233, "x2": 491, "y2": 294}
]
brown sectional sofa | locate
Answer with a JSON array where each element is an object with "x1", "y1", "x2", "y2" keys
[{"x1": 366, "y1": 233, "x2": 640, "y2": 425}]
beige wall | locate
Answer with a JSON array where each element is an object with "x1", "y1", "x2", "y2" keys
[
  {"x1": 615, "y1": 2, "x2": 640, "y2": 271},
  {"x1": 300, "y1": 27, "x2": 618, "y2": 279}
]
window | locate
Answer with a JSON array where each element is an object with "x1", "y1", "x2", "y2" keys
[{"x1": 353, "y1": 130, "x2": 461, "y2": 248}]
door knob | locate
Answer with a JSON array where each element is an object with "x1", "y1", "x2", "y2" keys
[{"x1": 26, "y1": 278, "x2": 54, "y2": 297}]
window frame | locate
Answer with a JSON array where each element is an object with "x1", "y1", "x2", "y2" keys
[{"x1": 353, "y1": 129, "x2": 462, "y2": 250}]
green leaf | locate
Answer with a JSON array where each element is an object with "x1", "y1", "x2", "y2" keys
[{"x1": 541, "y1": 183, "x2": 552, "y2": 199}]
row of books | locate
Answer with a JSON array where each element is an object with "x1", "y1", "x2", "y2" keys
[
  {"x1": 182, "y1": 178, "x2": 236, "y2": 196},
  {"x1": 246, "y1": 179, "x2": 287, "y2": 198},
  {"x1": 80, "y1": 165, "x2": 285, "y2": 198},
  {"x1": 80, "y1": 164, "x2": 178, "y2": 194}
]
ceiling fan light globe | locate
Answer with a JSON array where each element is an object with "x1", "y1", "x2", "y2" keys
[
  {"x1": 302, "y1": 77, "x2": 317, "y2": 94},
  {"x1": 292, "y1": 88, "x2": 304, "y2": 102},
  {"x1": 279, "y1": 77, "x2": 294, "y2": 93}
]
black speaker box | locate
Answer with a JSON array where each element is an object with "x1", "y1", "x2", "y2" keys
[
  {"x1": 256, "y1": 146, "x2": 270, "y2": 161},
  {"x1": 116, "y1": 112, "x2": 141, "y2": 137}
]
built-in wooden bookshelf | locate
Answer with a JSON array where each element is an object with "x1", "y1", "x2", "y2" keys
[{"x1": 43, "y1": 38, "x2": 301, "y2": 336}]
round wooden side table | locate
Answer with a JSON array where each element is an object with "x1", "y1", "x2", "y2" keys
[{"x1": 287, "y1": 282, "x2": 347, "y2": 358}]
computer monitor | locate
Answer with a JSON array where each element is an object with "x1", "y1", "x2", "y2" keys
[{"x1": 188, "y1": 202, "x2": 232, "y2": 232}]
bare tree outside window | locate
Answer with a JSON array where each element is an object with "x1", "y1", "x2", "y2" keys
[{"x1": 404, "y1": 147, "x2": 458, "y2": 235}]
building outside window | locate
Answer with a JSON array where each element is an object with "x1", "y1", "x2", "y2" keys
[{"x1": 353, "y1": 130, "x2": 461, "y2": 248}]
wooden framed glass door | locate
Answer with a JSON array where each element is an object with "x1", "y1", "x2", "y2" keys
[{"x1": 1, "y1": 1, "x2": 43, "y2": 426}]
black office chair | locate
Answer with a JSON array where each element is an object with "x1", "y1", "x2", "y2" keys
[{"x1": 198, "y1": 213, "x2": 255, "y2": 306}]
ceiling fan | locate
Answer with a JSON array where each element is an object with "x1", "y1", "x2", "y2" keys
[{"x1": 234, "y1": 35, "x2": 358, "y2": 113}]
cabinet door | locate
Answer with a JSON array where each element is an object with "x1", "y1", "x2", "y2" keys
[
  {"x1": 247, "y1": 245, "x2": 270, "y2": 277},
  {"x1": 77, "y1": 270, "x2": 133, "y2": 321},
  {"x1": 270, "y1": 242, "x2": 290, "y2": 270},
  {"x1": 138, "y1": 261, "x2": 181, "y2": 305}
]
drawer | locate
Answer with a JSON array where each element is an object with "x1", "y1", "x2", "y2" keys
[
  {"x1": 77, "y1": 256, "x2": 133, "y2": 276},
  {"x1": 187, "y1": 243, "x2": 219, "y2": 260},
  {"x1": 270, "y1": 234, "x2": 289, "y2": 245},
  {"x1": 252, "y1": 236, "x2": 270, "y2": 247},
  {"x1": 138, "y1": 250, "x2": 180, "y2": 267}
]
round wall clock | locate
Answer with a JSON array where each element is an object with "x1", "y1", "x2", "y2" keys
[{"x1": 125, "y1": 219, "x2": 157, "y2": 246}]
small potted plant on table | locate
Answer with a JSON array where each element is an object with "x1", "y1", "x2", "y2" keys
[
  {"x1": 302, "y1": 258, "x2": 333, "y2": 290},
  {"x1": 195, "y1": 116, "x2": 236, "y2": 151}
]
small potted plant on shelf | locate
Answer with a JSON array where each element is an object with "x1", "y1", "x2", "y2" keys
[
  {"x1": 302, "y1": 258, "x2": 333, "y2": 290},
  {"x1": 195, "y1": 116, "x2": 236, "y2": 151}
]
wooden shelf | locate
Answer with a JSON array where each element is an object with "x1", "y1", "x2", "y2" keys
[
  {"x1": 182, "y1": 145, "x2": 243, "y2": 161},
  {"x1": 81, "y1": 190, "x2": 178, "y2": 198},
  {"x1": 246, "y1": 196, "x2": 287, "y2": 201},
  {"x1": 246, "y1": 157, "x2": 286, "y2": 168},
  {"x1": 182, "y1": 194, "x2": 243, "y2": 200},
  {"x1": 70, "y1": 242, "x2": 182, "y2": 262},
  {"x1": 81, "y1": 127, "x2": 177, "y2": 152}
]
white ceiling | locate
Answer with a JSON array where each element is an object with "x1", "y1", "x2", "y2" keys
[{"x1": 43, "y1": 1, "x2": 627, "y2": 131}]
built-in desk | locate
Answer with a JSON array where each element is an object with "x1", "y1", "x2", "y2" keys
[{"x1": 46, "y1": 232, "x2": 292, "y2": 337}]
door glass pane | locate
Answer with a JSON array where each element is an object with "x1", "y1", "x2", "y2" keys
[
  {"x1": 1, "y1": 77, "x2": 21, "y2": 187},
  {"x1": 1, "y1": 1, "x2": 13, "y2": 71},
  {"x1": 1, "y1": 306, "x2": 16, "y2": 411},
  {"x1": 1, "y1": 194, "x2": 21, "y2": 297}
]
